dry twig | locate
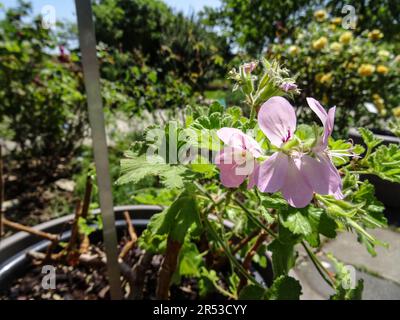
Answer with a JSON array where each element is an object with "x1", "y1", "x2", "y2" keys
[{"x1": 119, "y1": 211, "x2": 138, "y2": 260}]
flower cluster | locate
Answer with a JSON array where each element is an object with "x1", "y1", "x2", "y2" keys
[{"x1": 216, "y1": 95, "x2": 349, "y2": 208}]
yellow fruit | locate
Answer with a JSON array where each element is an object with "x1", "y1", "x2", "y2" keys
[
  {"x1": 312, "y1": 37, "x2": 328, "y2": 50},
  {"x1": 392, "y1": 106, "x2": 400, "y2": 118},
  {"x1": 330, "y1": 42, "x2": 342, "y2": 52},
  {"x1": 368, "y1": 29, "x2": 384, "y2": 41},
  {"x1": 319, "y1": 73, "x2": 333, "y2": 85},
  {"x1": 376, "y1": 65, "x2": 389, "y2": 75},
  {"x1": 288, "y1": 45, "x2": 300, "y2": 55},
  {"x1": 339, "y1": 31, "x2": 353, "y2": 44},
  {"x1": 372, "y1": 94, "x2": 385, "y2": 115},
  {"x1": 358, "y1": 64, "x2": 375, "y2": 77},
  {"x1": 315, "y1": 73, "x2": 324, "y2": 82},
  {"x1": 314, "y1": 9, "x2": 327, "y2": 22}
]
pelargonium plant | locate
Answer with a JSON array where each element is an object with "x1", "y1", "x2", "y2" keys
[{"x1": 118, "y1": 58, "x2": 400, "y2": 300}]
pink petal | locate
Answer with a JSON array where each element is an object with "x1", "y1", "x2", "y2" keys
[
  {"x1": 258, "y1": 97, "x2": 297, "y2": 147},
  {"x1": 217, "y1": 128, "x2": 245, "y2": 147},
  {"x1": 248, "y1": 162, "x2": 260, "y2": 189},
  {"x1": 217, "y1": 127, "x2": 261, "y2": 157},
  {"x1": 317, "y1": 153, "x2": 342, "y2": 196},
  {"x1": 324, "y1": 106, "x2": 336, "y2": 143},
  {"x1": 306, "y1": 97, "x2": 327, "y2": 124},
  {"x1": 307, "y1": 98, "x2": 336, "y2": 149},
  {"x1": 281, "y1": 158, "x2": 314, "y2": 208},
  {"x1": 257, "y1": 152, "x2": 289, "y2": 193},
  {"x1": 215, "y1": 148, "x2": 247, "y2": 188},
  {"x1": 300, "y1": 155, "x2": 337, "y2": 195}
]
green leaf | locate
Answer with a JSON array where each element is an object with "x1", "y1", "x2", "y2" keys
[
  {"x1": 132, "y1": 188, "x2": 178, "y2": 206},
  {"x1": 117, "y1": 151, "x2": 187, "y2": 189},
  {"x1": 268, "y1": 238, "x2": 296, "y2": 277},
  {"x1": 295, "y1": 124, "x2": 316, "y2": 147},
  {"x1": 305, "y1": 207, "x2": 337, "y2": 247},
  {"x1": 358, "y1": 128, "x2": 382, "y2": 150},
  {"x1": 155, "y1": 187, "x2": 201, "y2": 242},
  {"x1": 189, "y1": 158, "x2": 217, "y2": 178},
  {"x1": 226, "y1": 106, "x2": 242, "y2": 123},
  {"x1": 367, "y1": 144, "x2": 400, "y2": 183},
  {"x1": 78, "y1": 217, "x2": 97, "y2": 236},
  {"x1": 328, "y1": 254, "x2": 363, "y2": 300},
  {"x1": 198, "y1": 268, "x2": 219, "y2": 298},
  {"x1": 261, "y1": 193, "x2": 288, "y2": 210},
  {"x1": 352, "y1": 180, "x2": 386, "y2": 228},
  {"x1": 329, "y1": 138, "x2": 357, "y2": 166},
  {"x1": 265, "y1": 275, "x2": 302, "y2": 300},
  {"x1": 208, "y1": 101, "x2": 224, "y2": 115},
  {"x1": 177, "y1": 242, "x2": 203, "y2": 278},
  {"x1": 239, "y1": 284, "x2": 266, "y2": 300},
  {"x1": 280, "y1": 207, "x2": 312, "y2": 236}
]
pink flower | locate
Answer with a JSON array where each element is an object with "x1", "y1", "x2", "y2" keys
[
  {"x1": 256, "y1": 97, "x2": 343, "y2": 208},
  {"x1": 242, "y1": 61, "x2": 258, "y2": 74},
  {"x1": 306, "y1": 97, "x2": 344, "y2": 199},
  {"x1": 280, "y1": 82, "x2": 298, "y2": 92},
  {"x1": 215, "y1": 128, "x2": 262, "y2": 188}
]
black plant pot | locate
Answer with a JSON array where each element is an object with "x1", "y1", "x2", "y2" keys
[
  {"x1": 0, "y1": 205, "x2": 162, "y2": 292},
  {"x1": 349, "y1": 128, "x2": 400, "y2": 224},
  {"x1": 0, "y1": 205, "x2": 273, "y2": 297}
]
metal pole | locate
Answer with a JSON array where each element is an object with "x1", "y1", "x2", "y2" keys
[{"x1": 74, "y1": 0, "x2": 122, "y2": 299}]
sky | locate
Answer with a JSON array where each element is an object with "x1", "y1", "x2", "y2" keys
[{"x1": 1, "y1": 0, "x2": 221, "y2": 22}]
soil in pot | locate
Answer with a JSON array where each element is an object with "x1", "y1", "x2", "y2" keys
[
  {"x1": 1, "y1": 236, "x2": 211, "y2": 300},
  {"x1": 0, "y1": 233, "x2": 270, "y2": 300}
]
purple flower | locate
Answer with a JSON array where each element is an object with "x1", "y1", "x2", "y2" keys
[
  {"x1": 256, "y1": 97, "x2": 343, "y2": 208},
  {"x1": 215, "y1": 128, "x2": 262, "y2": 188},
  {"x1": 280, "y1": 82, "x2": 298, "y2": 92},
  {"x1": 242, "y1": 61, "x2": 258, "y2": 74},
  {"x1": 306, "y1": 97, "x2": 345, "y2": 199}
]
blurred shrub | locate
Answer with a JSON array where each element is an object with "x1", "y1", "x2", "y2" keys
[
  {"x1": 93, "y1": 0, "x2": 231, "y2": 90},
  {"x1": 269, "y1": 10, "x2": 400, "y2": 134},
  {"x1": 202, "y1": 0, "x2": 316, "y2": 55},
  {"x1": 203, "y1": 0, "x2": 399, "y2": 56},
  {"x1": 98, "y1": 45, "x2": 195, "y2": 115},
  {"x1": 326, "y1": 0, "x2": 400, "y2": 44},
  {"x1": 0, "y1": 3, "x2": 87, "y2": 177}
]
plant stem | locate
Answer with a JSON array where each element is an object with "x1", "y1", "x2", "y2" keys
[
  {"x1": 204, "y1": 217, "x2": 258, "y2": 284},
  {"x1": 210, "y1": 278, "x2": 237, "y2": 300},
  {"x1": 66, "y1": 200, "x2": 82, "y2": 254},
  {"x1": 301, "y1": 241, "x2": 335, "y2": 288},
  {"x1": 156, "y1": 235, "x2": 182, "y2": 299},
  {"x1": 2, "y1": 218, "x2": 59, "y2": 242},
  {"x1": 232, "y1": 229, "x2": 260, "y2": 255},
  {"x1": 233, "y1": 199, "x2": 277, "y2": 238},
  {"x1": 131, "y1": 251, "x2": 153, "y2": 300},
  {"x1": 80, "y1": 175, "x2": 93, "y2": 219},
  {"x1": 238, "y1": 231, "x2": 267, "y2": 292},
  {"x1": 249, "y1": 104, "x2": 256, "y2": 122},
  {"x1": 119, "y1": 211, "x2": 138, "y2": 260}
]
